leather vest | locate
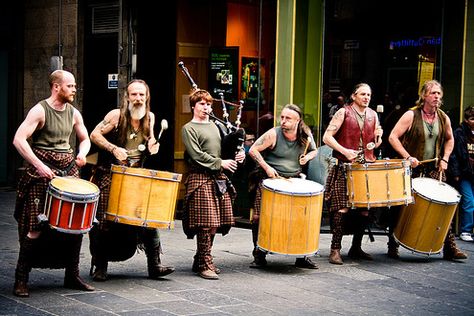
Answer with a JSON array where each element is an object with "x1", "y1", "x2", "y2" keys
[
  {"x1": 333, "y1": 105, "x2": 377, "y2": 162},
  {"x1": 402, "y1": 107, "x2": 447, "y2": 160}
]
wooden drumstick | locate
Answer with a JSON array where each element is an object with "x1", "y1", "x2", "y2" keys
[
  {"x1": 301, "y1": 136, "x2": 311, "y2": 158},
  {"x1": 418, "y1": 158, "x2": 438, "y2": 165}
]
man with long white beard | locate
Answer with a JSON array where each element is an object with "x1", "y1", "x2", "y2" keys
[{"x1": 88, "y1": 79, "x2": 175, "y2": 281}]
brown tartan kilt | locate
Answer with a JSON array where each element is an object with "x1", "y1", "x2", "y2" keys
[
  {"x1": 14, "y1": 148, "x2": 82, "y2": 269},
  {"x1": 15, "y1": 148, "x2": 79, "y2": 238},
  {"x1": 324, "y1": 163, "x2": 349, "y2": 213},
  {"x1": 183, "y1": 171, "x2": 235, "y2": 238}
]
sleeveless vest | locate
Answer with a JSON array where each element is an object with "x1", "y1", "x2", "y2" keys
[
  {"x1": 333, "y1": 105, "x2": 377, "y2": 162},
  {"x1": 402, "y1": 107, "x2": 447, "y2": 160}
]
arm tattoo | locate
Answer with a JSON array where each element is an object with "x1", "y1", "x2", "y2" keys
[
  {"x1": 99, "y1": 119, "x2": 110, "y2": 132},
  {"x1": 327, "y1": 124, "x2": 338, "y2": 131}
]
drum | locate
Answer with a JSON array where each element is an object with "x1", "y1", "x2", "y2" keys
[
  {"x1": 258, "y1": 178, "x2": 324, "y2": 256},
  {"x1": 106, "y1": 165, "x2": 182, "y2": 229},
  {"x1": 394, "y1": 177, "x2": 461, "y2": 255},
  {"x1": 43, "y1": 176, "x2": 99, "y2": 234},
  {"x1": 345, "y1": 159, "x2": 413, "y2": 208}
]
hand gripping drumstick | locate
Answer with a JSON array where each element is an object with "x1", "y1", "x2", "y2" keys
[
  {"x1": 300, "y1": 136, "x2": 311, "y2": 159},
  {"x1": 417, "y1": 157, "x2": 438, "y2": 165}
]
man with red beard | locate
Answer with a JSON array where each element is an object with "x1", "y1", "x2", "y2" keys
[
  {"x1": 89, "y1": 79, "x2": 175, "y2": 281},
  {"x1": 12, "y1": 70, "x2": 94, "y2": 297}
]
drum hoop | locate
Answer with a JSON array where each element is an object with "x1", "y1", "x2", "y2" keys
[
  {"x1": 105, "y1": 212, "x2": 173, "y2": 227},
  {"x1": 50, "y1": 225, "x2": 92, "y2": 234},
  {"x1": 412, "y1": 179, "x2": 461, "y2": 205},
  {"x1": 47, "y1": 186, "x2": 100, "y2": 202},
  {"x1": 111, "y1": 169, "x2": 181, "y2": 182},
  {"x1": 345, "y1": 163, "x2": 408, "y2": 171},
  {"x1": 262, "y1": 184, "x2": 323, "y2": 196},
  {"x1": 413, "y1": 190, "x2": 459, "y2": 205}
]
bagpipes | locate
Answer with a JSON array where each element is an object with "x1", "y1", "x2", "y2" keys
[{"x1": 178, "y1": 61, "x2": 246, "y2": 161}]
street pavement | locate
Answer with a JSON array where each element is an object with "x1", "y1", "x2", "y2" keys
[{"x1": 0, "y1": 190, "x2": 473, "y2": 316}]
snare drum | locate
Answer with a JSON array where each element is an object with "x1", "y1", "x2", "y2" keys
[
  {"x1": 258, "y1": 178, "x2": 324, "y2": 256},
  {"x1": 106, "y1": 165, "x2": 182, "y2": 229},
  {"x1": 345, "y1": 159, "x2": 413, "y2": 208},
  {"x1": 394, "y1": 177, "x2": 460, "y2": 255},
  {"x1": 43, "y1": 177, "x2": 99, "y2": 234}
]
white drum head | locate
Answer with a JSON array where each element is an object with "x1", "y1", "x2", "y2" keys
[
  {"x1": 262, "y1": 178, "x2": 324, "y2": 196},
  {"x1": 412, "y1": 177, "x2": 460, "y2": 204}
]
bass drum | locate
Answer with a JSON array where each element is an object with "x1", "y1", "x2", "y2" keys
[
  {"x1": 394, "y1": 177, "x2": 460, "y2": 255},
  {"x1": 258, "y1": 178, "x2": 324, "y2": 256}
]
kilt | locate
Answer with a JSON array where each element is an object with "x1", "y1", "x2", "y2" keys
[{"x1": 183, "y1": 171, "x2": 235, "y2": 239}]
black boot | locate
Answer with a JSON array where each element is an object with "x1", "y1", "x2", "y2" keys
[
  {"x1": 348, "y1": 215, "x2": 373, "y2": 260},
  {"x1": 89, "y1": 227, "x2": 109, "y2": 281},
  {"x1": 146, "y1": 244, "x2": 175, "y2": 279},
  {"x1": 13, "y1": 237, "x2": 35, "y2": 297},
  {"x1": 64, "y1": 236, "x2": 95, "y2": 291},
  {"x1": 250, "y1": 222, "x2": 267, "y2": 267},
  {"x1": 91, "y1": 259, "x2": 108, "y2": 282}
]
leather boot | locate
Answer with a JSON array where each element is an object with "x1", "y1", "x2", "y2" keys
[
  {"x1": 348, "y1": 234, "x2": 373, "y2": 260},
  {"x1": 329, "y1": 249, "x2": 343, "y2": 265},
  {"x1": 443, "y1": 231, "x2": 468, "y2": 260},
  {"x1": 250, "y1": 222, "x2": 267, "y2": 268},
  {"x1": 348, "y1": 217, "x2": 373, "y2": 260},
  {"x1": 89, "y1": 226, "x2": 108, "y2": 281},
  {"x1": 387, "y1": 234, "x2": 400, "y2": 259},
  {"x1": 13, "y1": 237, "x2": 35, "y2": 297},
  {"x1": 91, "y1": 260, "x2": 108, "y2": 282},
  {"x1": 146, "y1": 246, "x2": 175, "y2": 279},
  {"x1": 64, "y1": 236, "x2": 95, "y2": 291},
  {"x1": 250, "y1": 248, "x2": 267, "y2": 268}
]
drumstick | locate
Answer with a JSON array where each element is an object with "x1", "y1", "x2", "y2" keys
[
  {"x1": 418, "y1": 158, "x2": 438, "y2": 165},
  {"x1": 301, "y1": 136, "x2": 311, "y2": 158}
]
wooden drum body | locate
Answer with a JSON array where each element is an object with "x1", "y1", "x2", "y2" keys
[
  {"x1": 394, "y1": 177, "x2": 460, "y2": 255},
  {"x1": 345, "y1": 159, "x2": 413, "y2": 208},
  {"x1": 106, "y1": 165, "x2": 182, "y2": 229},
  {"x1": 258, "y1": 178, "x2": 324, "y2": 256},
  {"x1": 43, "y1": 176, "x2": 99, "y2": 234}
]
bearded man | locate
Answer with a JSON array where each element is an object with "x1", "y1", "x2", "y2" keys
[{"x1": 88, "y1": 79, "x2": 175, "y2": 281}]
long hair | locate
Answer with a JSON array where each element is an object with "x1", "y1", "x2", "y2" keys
[
  {"x1": 116, "y1": 79, "x2": 151, "y2": 146},
  {"x1": 282, "y1": 104, "x2": 312, "y2": 147},
  {"x1": 415, "y1": 80, "x2": 443, "y2": 109},
  {"x1": 349, "y1": 83, "x2": 371, "y2": 103}
]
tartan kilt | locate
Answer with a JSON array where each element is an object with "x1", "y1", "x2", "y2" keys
[
  {"x1": 183, "y1": 171, "x2": 235, "y2": 238},
  {"x1": 15, "y1": 148, "x2": 79, "y2": 238},
  {"x1": 324, "y1": 163, "x2": 349, "y2": 213}
]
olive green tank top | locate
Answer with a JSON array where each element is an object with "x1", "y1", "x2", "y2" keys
[{"x1": 32, "y1": 100, "x2": 74, "y2": 152}]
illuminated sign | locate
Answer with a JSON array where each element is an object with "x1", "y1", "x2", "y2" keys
[{"x1": 389, "y1": 36, "x2": 441, "y2": 49}]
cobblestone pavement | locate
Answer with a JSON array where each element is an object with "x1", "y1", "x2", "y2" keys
[{"x1": 0, "y1": 191, "x2": 473, "y2": 315}]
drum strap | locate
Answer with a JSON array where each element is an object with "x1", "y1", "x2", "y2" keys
[
  {"x1": 367, "y1": 225, "x2": 375, "y2": 242},
  {"x1": 44, "y1": 160, "x2": 76, "y2": 177}
]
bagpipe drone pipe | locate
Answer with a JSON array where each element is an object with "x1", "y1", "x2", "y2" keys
[{"x1": 178, "y1": 61, "x2": 246, "y2": 161}]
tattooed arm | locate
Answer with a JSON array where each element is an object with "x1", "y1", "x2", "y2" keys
[
  {"x1": 90, "y1": 109, "x2": 127, "y2": 160},
  {"x1": 322, "y1": 107, "x2": 359, "y2": 161},
  {"x1": 249, "y1": 128, "x2": 279, "y2": 178}
]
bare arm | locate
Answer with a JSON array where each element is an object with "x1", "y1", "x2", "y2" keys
[
  {"x1": 249, "y1": 128, "x2": 278, "y2": 177},
  {"x1": 90, "y1": 109, "x2": 127, "y2": 161},
  {"x1": 12, "y1": 104, "x2": 55, "y2": 179},
  {"x1": 73, "y1": 109, "x2": 91, "y2": 167},
  {"x1": 147, "y1": 112, "x2": 160, "y2": 155},
  {"x1": 388, "y1": 110, "x2": 417, "y2": 161},
  {"x1": 440, "y1": 114, "x2": 454, "y2": 171},
  {"x1": 322, "y1": 108, "x2": 359, "y2": 161}
]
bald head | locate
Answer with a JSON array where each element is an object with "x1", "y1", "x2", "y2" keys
[{"x1": 48, "y1": 70, "x2": 75, "y2": 89}]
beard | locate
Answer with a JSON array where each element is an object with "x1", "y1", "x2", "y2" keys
[{"x1": 128, "y1": 101, "x2": 146, "y2": 120}]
